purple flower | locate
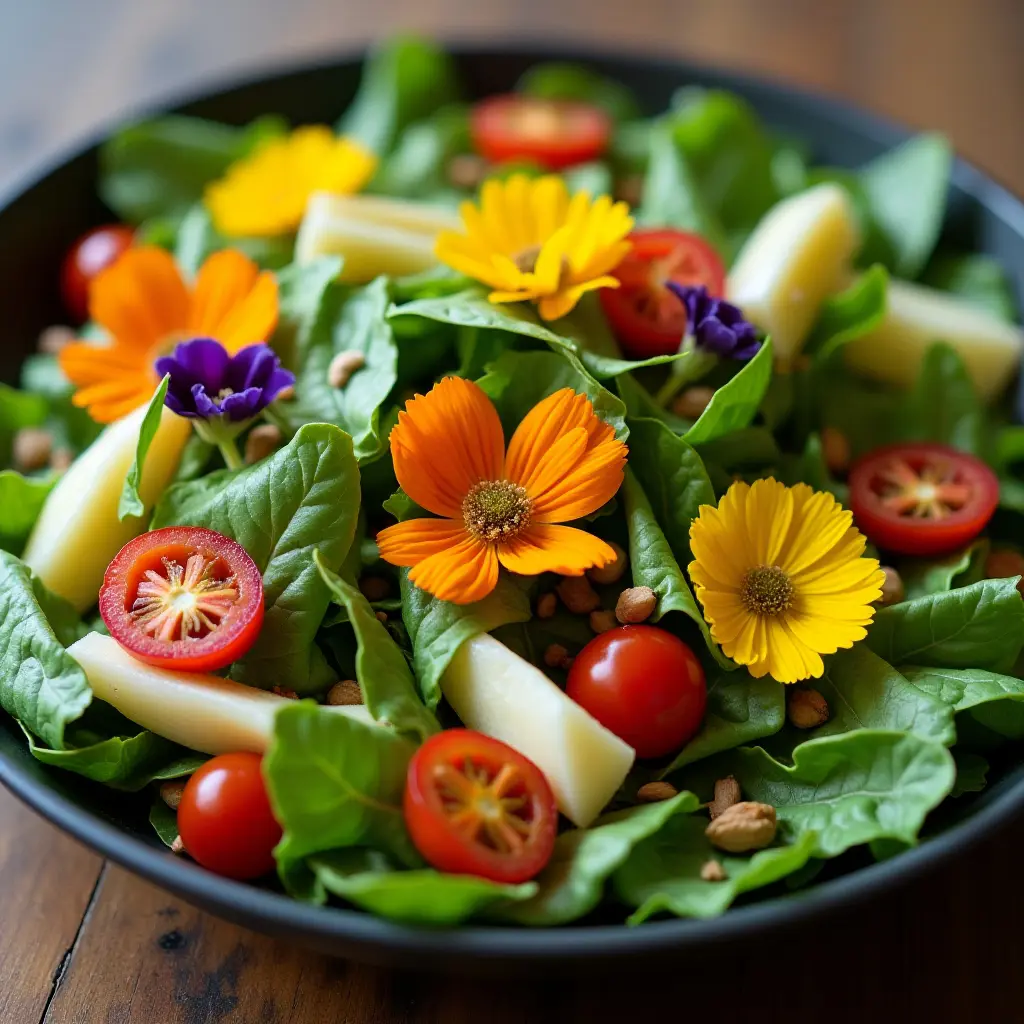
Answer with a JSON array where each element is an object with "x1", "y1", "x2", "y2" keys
[
  {"x1": 156, "y1": 338, "x2": 294, "y2": 422},
  {"x1": 667, "y1": 283, "x2": 761, "y2": 361}
]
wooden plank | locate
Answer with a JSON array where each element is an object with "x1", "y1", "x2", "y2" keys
[{"x1": 0, "y1": 786, "x2": 103, "y2": 1024}]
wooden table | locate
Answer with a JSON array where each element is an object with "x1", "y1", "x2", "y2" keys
[{"x1": 3, "y1": 0, "x2": 1024, "y2": 1019}]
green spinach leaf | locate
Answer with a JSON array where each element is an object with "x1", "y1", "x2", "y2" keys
[
  {"x1": 899, "y1": 541, "x2": 988, "y2": 601},
  {"x1": 903, "y1": 665, "x2": 1024, "y2": 740},
  {"x1": 805, "y1": 264, "x2": 888, "y2": 363},
  {"x1": 903, "y1": 342, "x2": 985, "y2": 455},
  {"x1": 517, "y1": 63, "x2": 640, "y2": 122},
  {"x1": 922, "y1": 251, "x2": 1018, "y2": 323},
  {"x1": 0, "y1": 471, "x2": 56, "y2": 555},
  {"x1": 118, "y1": 375, "x2": 170, "y2": 520}
]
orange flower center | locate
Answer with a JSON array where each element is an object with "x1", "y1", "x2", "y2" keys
[
  {"x1": 741, "y1": 565, "x2": 794, "y2": 616},
  {"x1": 462, "y1": 480, "x2": 533, "y2": 544}
]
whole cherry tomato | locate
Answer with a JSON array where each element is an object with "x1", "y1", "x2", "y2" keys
[
  {"x1": 403, "y1": 729, "x2": 557, "y2": 883},
  {"x1": 567, "y1": 625, "x2": 707, "y2": 759},
  {"x1": 177, "y1": 752, "x2": 282, "y2": 880},
  {"x1": 61, "y1": 224, "x2": 134, "y2": 323},
  {"x1": 99, "y1": 526, "x2": 264, "y2": 673}
]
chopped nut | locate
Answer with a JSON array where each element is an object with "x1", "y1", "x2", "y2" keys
[
  {"x1": 170, "y1": 836, "x2": 186, "y2": 855},
  {"x1": 326, "y1": 680, "x2": 363, "y2": 706},
  {"x1": 787, "y1": 686, "x2": 830, "y2": 729},
  {"x1": 985, "y1": 549, "x2": 1024, "y2": 594},
  {"x1": 12, "y1": 428, "x2": 53, "y2": 472},
  {"x1": 244, "y1": 423, "x2": 283, "y2": 465},
  {"x1": 559, "y1": 654, "x2": 575, "y2": 671},
  {"x1": 587, "y1": 542, "x2": 628, "y2": 585},
  {"x1": 536, "y1": 592, "x2": 557, "y2": 619},
  {"x1": 275, "y1": 384, "x2": 296, "y2": 402},
  {"x1": 879, "y1": 566, "x2": 905, "y2": 606},
  {"x1": 705, "y1": 801, "x2": 777, "y2": 853},
  {"x1": 37, "y1": 324, "x2": 75, "y2": 354},
  {"x1": 672, "y1": 386, "x2": 716, "y2": 421},
  {"x1": 159, "y1": 780, "x2": 186, "y2": 811},
  {"x1": 556, "y1": 575, "x2": 601, "y2": 615},
  {"x1": 700, "y1": 859, "x2": 727, "y2": 882},
  {"x1": 360, "y1": 576, "x2": 391, "y2": 602},
  {"x1": 614, "y1": 174, "x2": 645, "y2": 209},
  {"x1": 636, "y1": 781, "x2": 678, "y2": 803},
  {"x1": 821, "y1": 426, "x2": 851, "y2": 475},
  {"x1": 708, "y1": 776, "x2": 742, "y2": 820},
  {"x1": 589, "y1": 609, "x2": 618, "y2": 634},
  {"x1": 374, "y1": 610, "x2": 388, "y2": 623},
  {"x1": 327, "y1": 350, "x2": 365, "y2": 389},
  {"x1": 543, "y1": 643, "x2": 570, "y2": 669},
  {"x1": 272, "y1": 685, "x2": 299, "y2": 700},
  {"x1": 447, "y1": 153, "x2": 491, "y2": 190},
  {"x1": 615, "y1": 586, "x2": 657, "y2": 624},
  {"x1": 49, "y1": 448, "x2": 73, "y2": 473}
]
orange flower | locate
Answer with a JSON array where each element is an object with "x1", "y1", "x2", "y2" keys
[
  {"x1": 377, "y1": 377, "x2": 627, "y2": 605},
  {"x1": 59, "y1": 246, "x2": 279, "y2": 423}
]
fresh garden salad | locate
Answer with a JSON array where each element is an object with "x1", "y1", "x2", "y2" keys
[{"x1": 3, "y1": 35, "x2": 1024, "y2": 927}]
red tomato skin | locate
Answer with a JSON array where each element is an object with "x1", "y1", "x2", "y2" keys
[
  {"x1": 178, "y1": 753, "x2": 282, "y2": 880},
  {"x1": 848, "y1": 443, "x2": 1000, "y2": 557},
  {"x1": 470, "y1": 94, "x2": 611, "y2": 171},
  {"x1": 566, "y1": 625, "x2": 707, "y2": 759},
  {"x1": 403, "y1": 729, "x2": 557, "y2": 884},
  {"x1": 99, "y1": 526, "x2": 264, "y2": 673},
  {"x1": 599, "y1": 229, "x2": 727, "y2": 361},
  {"x1": 61, "y1": 224, "x2": 134, "y2": 323}
]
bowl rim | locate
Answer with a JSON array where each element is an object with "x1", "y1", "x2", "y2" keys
[{"x1": 2, "y1": 41, "x2": 1024, "y2": 963}]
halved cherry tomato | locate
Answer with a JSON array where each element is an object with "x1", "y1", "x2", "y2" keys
[
  {"x1": 470, "y1": 94, "x2": 611, "y2": 170},
  {"x1": 61, "y1": 224, "x2": 134, "y2": 323},
  {"x1": 178, "y1": 752, "x2": 282, "y2": 880},
  {"x1": 848, "y1": 443, "x2": 1000, "y2": 557},
  {"x1": 567, "y1": 625, "x2": 707, "y2": 759},
  {"x1": 99, "y1": 526, "x2": 264, "y2": 673},
  {"x1": 403, "y1": 729, "x2": 557, "y2": 883},
  {"x1": 599, "y1": 229, "x2": 727, "y2": 360}
]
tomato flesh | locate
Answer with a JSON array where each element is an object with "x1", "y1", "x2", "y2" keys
[
  {"x1": 403, "y1": 729, "x2": 557, "y2": 883},
  {"x1": 177, "y1": 753, "x2": 282, "y2": 880},
  {"x1": 566, "y1": 625, "x2": 707, "y2": 759},
  {"x1": 848, "y1": 443, "x2": 1000, "y2": 557},
  {"x1": 470, "y1": 94, "x2": 611, "y2": 171},
  {"x1": 61, "y1": 224, "x2": 134, "y2": 324},
  {"x1": 99, "y1": 526, "x2": 264, "y2": 673},
  {"x1": 599, "y1": 229, "x2": 727, "y2": 360}
]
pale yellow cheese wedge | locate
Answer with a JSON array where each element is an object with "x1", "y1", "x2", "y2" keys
[
  {"x1": 727, "y1": 182, "x2": 861, "y2": 366},
  {"x1": 441, "y1": 634, "x2": 635, "y2": 828},
  {"x1": 843, "y1": 276, "x2": 1024, "y2": 401},
  {"x1": 23, "y1": 405, "x2": 191, "y2": 611},
  {"x1": 295, "y1": 192, "x2": 461, "y2": 282},
  {"x1": 68, "y1": 632, "x2": 373, "y2": 754}
]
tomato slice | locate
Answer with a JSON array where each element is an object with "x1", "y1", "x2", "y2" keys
[
  {"x1": 61, "y1": 224, "x2": 134, "y2": 324},
  {"x1": 599, "y1": 229, "x2": 727, "y2": 360},
  {"x1": 403, "y1": 729, "x2": 557, "y2": 883},
  {"x1": 470, "y1": 94, "x2": 611, "y2": 171},
  {"x1": 848, "y1": 443, "x2": 999, "y2": 557},
  {"x1": 99, "y1": 526, "x2": 264, "y2": 672}
]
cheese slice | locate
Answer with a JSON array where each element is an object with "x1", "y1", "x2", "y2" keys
[
  {"x1": 23, "y1": 404, "x2": 191, "y2": 611},
  {"x1": 728, "y1": 182, "x2": 861, "y2": 366},
  {"x1": 296, "y1": 192, "x2": 460, "y2": 282},
  {"x1": 441, "y1": 634, "x2": 635, "y2": 827},
  {"x1": 842, "y1": 276, "x2": 1024, "y2": 401},
  {"x1": 68, "y1": 632, "x2": 373, "y2": 755}
]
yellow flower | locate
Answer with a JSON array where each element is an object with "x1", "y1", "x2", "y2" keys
[
  {"x1": 688, "y1": 479, "x2": 886, "y2": 684},
  {"x1": 205, "y1": 126, "x2": 376, "y2": 237},
  {"x1": 434, "y1": 174, "x2": 633, "y2": 321}
]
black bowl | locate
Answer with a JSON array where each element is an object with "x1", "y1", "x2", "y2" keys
[{"x1": 2, "y1": 45, "x2": 1024, "y2": 974}]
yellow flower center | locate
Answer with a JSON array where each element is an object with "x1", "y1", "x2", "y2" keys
[
  {"x1": 512, "y1": 245, "x2": 572, "y2": 286},
  {"x1": 462, "y1": 480, "x2": 533, "y2": 544},
  {"x1": 741, "y1": 565, "x2": 794, "y2": 616}
]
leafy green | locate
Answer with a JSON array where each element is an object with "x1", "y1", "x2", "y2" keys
[
  {"x1": 622, "y1": 470, "x2": 730, "y2": 669},
  {"x1": 339, "y1": 36, "x2": 460, "y2": 155},
  {"x1": 900, "y1": 541, "x2": 988, "y2": 601},
  {"x1": 266, "y1": 702, "x2": 419, "y2": 869},
  {"x1": 517, "y1": 63, "x2": 640, "y2": 121},
  {"x1": 371, "y1": 104, "x2": 469, "y2": 199},
  {"x1": 614, "y1": 815, "x2": 818, "y2": 923},
  {"x1": 308, "y1": 848, "x2": 535, "y2": 925},
  {"x1": 150, "y1": 799, "x2": 179, "y2": 847},
  {"x1": 951, "y1": 751, "x2": 989, "y2": 797},
  {"x1": 499, "y1": 792, "x2": 700, "y2": 926},
  {"x1": 804, "y1": 264, "x2": 888, "y2": 363},
  {"x1": 866, "y1": 579, "x2": 1024, "y2": 673},
  {"x1": 152, "y1": 424, "x2": 361, "y2": 693},
  {"x1": 313, "y1": 550, "x2": 437, "y2": 742},
  {"x1": 904, "y1": 665, "x2": 1024, "y2": 740},
  {"x1": 858, "y1": 133, "x2": 952, "y2": 279},
  {"x1": 118, "y1": 375, "x2": 169, "y2": 520},
  {"x1": 0, "y1": 471, "x2": 56, "y2": 555},
  {"x1": 683, "y1": 339, "x2": 774, "y2": 446},
  {"x1": 923, "y1": 251, "x2": 1018, "y2": 322},
  {"x1": 0, "y1": 552, "x2": 90, "y2": 749},
  {"x1": 903, "y1": 342, "x2": 985, "y2": 455},
  {"x1": 270, "y1": 257, "x2": 343, "y2": 371},
  {"x1": 0, "y1": 382, "x2": 47, "y2": 464}
]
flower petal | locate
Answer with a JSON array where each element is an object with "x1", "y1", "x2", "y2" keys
[
  {"x1": 408, "y1": 533, "x2": 499, "y2": 605},
  {"x1": 376, "y1": 518, "x2": 470, "y2": 567},
  {"x1": 391, "y1": 377, "x2": 505, "y2": 519},
  {"x1": 189, "y1": 249, "x2": 278, "y2": 351},
  {"x1": 497, "y1": 523, "x2": 615, "y2": 577}
]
